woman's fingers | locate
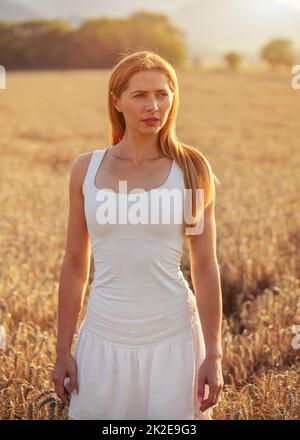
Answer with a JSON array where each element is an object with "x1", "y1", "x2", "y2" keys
[
  {"x1": 54, "y1": 376, "x2": 70, "y2": 406},
  {"x1": 200, "y1": 384, "x2": 216, "y2": 411},
  {"x1": 197, "y1": 375, "x2": 206, "y2": 402},
  {"x1": 200, "y1": 383, "x2": 222, "y2": 412},
  {"x1": 52, "y1": 356, "x2": 79, "y2": 405},
  {"x1": 69, "y1": 370, "x2": 79, "y2": 395},
  {"x1": 64, "y1": 377, "x2": 72, "y2": 394}
]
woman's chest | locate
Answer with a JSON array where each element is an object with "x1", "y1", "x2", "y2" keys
[{"x1": 94, "y1": 157, "x2": 174, "y2": 193}]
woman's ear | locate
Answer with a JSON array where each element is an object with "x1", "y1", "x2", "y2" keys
[{"x1": 111, "y1": 92, "x2": 122, "y2": 113}]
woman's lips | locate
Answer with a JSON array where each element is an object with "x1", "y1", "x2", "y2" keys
[{"x1": 142, "y1": 118, "x2": 159, "y2": 125}]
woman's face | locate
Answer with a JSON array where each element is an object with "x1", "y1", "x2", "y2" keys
[{"x1": 111, "y1": 70, "x2": 174, "y2": 134}]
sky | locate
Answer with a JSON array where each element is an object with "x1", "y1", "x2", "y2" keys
[
  {"x1": 274, "y1": 0, "x2": 300, "y2": 9},
  {"x1": 1, "y1": 0, "x2": 299, "y2": 63}
]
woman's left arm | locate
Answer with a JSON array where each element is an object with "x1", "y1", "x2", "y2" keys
[{"x1": 187, "y1": 198, "x2": 224, "y2": 413}]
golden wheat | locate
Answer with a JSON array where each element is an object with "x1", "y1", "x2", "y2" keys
[{"x1": 0, "y1": 69, "x2": 299, "y2": 419}]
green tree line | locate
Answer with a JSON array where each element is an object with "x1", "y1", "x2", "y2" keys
[
  {"x1": 0, "y1": 11, "x2": 187, "y2": 69},
  {"x1": 223, "y1": 39, "x2": 296, "y2": 71}
]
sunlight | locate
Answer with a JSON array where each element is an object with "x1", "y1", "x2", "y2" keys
[{"x1": 273, "y1": 0, "x2": 300, "y2": 10}]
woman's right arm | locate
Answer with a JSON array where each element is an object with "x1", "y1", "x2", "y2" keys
[{"x1": 52, "y1": 152, "x2": 92, "y2": 405}]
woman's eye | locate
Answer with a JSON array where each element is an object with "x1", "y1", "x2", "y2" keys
[{"x1": 134, "y1": 93, "x2": 168, "y2": 98}]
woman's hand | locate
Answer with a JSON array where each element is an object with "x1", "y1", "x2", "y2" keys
[
  {"x1": 198, "y1": 357, "x2": 224, "y2": 413},
  {"x1": 52, "y1": 352, "x2": 79, "y2": 406}
]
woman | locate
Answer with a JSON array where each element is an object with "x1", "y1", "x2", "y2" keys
[{"x1": 52, "y1": 50, "x2": 223, "y2": 420}]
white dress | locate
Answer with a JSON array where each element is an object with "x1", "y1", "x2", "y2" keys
[{"x1": 67, "y1": 147, "x2": 213, "y2": 420}]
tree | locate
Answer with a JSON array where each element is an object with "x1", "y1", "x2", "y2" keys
[
  {"x1": 0, "y1": 11, "x2": 188, "y2": 69},
  {"x1": 0, "y1": 20, "x2": 70, "y2": 69},
  {"x1": 127, "y1": 10, "x2": 187, "y2": 68},
  {"x1": 224, "y1": 52, "x2": 242, "y2": 70},
  {"x1": 261, "y1": 38, "x2": 295, "y2": 70}
]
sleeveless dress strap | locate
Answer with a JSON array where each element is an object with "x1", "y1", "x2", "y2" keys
[
  {"x1": 169, "y1": 158, "x2": 184, "y2": 191},
  {"x1": 82, "y1": 148, "x2": 108, "y2": 195}
]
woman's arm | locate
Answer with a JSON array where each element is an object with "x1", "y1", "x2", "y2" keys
[
  {"x1": 187, "y1": 198, "x2": 224, "y2": 412},
  {"x1": 55, "y1": 153, "x2": 92, "y2": 355},
  {"x1": 52, "y1": 152, "x2": 92, "y2": 404}
]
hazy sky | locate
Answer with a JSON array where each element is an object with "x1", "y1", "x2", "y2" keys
[
  {"x1": 274, "y1": 0, "x2": 300, "y2": 9},
  {"x1": 2, "y1": 0, "x2": 299, "y2": 62},
  {"x1": 13, "y1": 0, "x2": 300, "y2": 15}
]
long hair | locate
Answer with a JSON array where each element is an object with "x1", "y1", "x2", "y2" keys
[{"x1": 107, "y1": 49, "x2": 220, "y2": 236}]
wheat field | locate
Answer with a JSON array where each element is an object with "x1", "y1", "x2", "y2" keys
[{"x1": 0, "y1": 68, "x2": 299, "y2": 419}]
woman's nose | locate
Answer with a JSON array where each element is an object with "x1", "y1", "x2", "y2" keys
[{"x1": 146, "y1": 98, "x2": 159, "y2": 110}]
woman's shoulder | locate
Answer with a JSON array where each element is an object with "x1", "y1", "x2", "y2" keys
[
  {"x1": 69, "y1": 150, "x2": 91, "y2": 177},
  {"x1": 71, "y1": 147, "x2": 107, "y2": 168},
  {"x1": 72, "y1": 150, "x2": 93, "y2": 168},
  {"x1": 68, "y1": 148, "x2": 102, "y2": 190}
]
